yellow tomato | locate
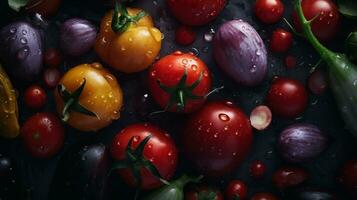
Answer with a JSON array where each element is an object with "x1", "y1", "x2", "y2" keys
[
  {"x1": 95, "y1": 6, "x2": 162, "y2": 73},
  {"x1": 54, "y1": 63, "x2": 123, "y2": 132}
]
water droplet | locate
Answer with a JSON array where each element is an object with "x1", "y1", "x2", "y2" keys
[
  {"x1": 151, "y1": 70, "x2": 156, "y2": 77},
  {"x1": 219, "y1": 113, "x2": 230, "y2": 121},
  {"x1": 256, "y1": 50, "x2": 261, "y2": 56},
  {"x1": 250, "y1": 65, "x2": 257, "y2": 73},
  {"x1": 204, "y1": 28, "x2": 215, "y2": 42},
  {"x1": 182, "y1": 59, "x2": 188, "y2": 65},
  {"x1": 10, "y1": 27, "x2": 17, "y2": 34},
  {"x1": 190, "y1": 47, "x2": 199, "y2": 56},
  {"x1": 22, "y1": 30, "x2": 27, "y2": 35},
  {"x1": 20, "y1": 37, "x2": 27, "y2": 44},
  {"x1": 173, "y1": 51, "x2": 183, "y2": 55},
  {"x1": 191, "y1": 64, "x2": 198, "y2": 71},
  {"x1": 17, "y1": 47, "x2": 29, "y2": 60}
]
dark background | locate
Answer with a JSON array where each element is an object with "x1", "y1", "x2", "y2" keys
[{"x1": 0, "y1": 0, "x2": 356, "y2": 199}]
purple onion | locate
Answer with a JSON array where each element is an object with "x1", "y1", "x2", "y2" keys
[
  {"x1": 213, "y1": 20, "x2": 267, "y2": 87},
  {"x1": 60, "y1": 18, "x2": 97, "y2": 57},
  {"x1": 278, "y1": 123, "x2": 328, "y2": 163}
]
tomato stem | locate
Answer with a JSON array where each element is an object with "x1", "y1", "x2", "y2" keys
[{"x1": 111, "y1": 0, "x2": 146, "y2": 33}]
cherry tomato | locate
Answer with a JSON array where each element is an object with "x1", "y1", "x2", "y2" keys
[
  {"x1": 95, "y1": 6, "x2": 162, "y2": 73},
  {"x1": 24, "y1": 85, "x2": 47, "y2": 110},
  {"x1": 292, "y1": 0, "x2": 340, "y2": 42},
  {"x1": 185, "y1": 186, "x2": 224, "y2": 200},
  {"x1": 266, "y1": 77, "x2": 308, "y2": 118},
  {"x1": 182, "y1": 101, "x2": 253, "y2": 177},
  {"x1": 308, "y1": 69, "x2": 328, "y2": 95},
  {"x1": 20, "y1": 113, "x2": 64, "y2": 158},
  {"x1": 251, "y1": 193, "x2": 279, "y2": 200},
  {"x1": 225, "y1": 180, "x2": 248, "y2": 200},
  {"x1": 270, "y1": 29, "x2": 293, "y2": 53},
  {"x1": 26, "y1": 0, "x2": 62, "y2": 17},
  {"x1": 167, "y1": 0, "x2": 226, "y2": 26},
  {"x1": 148, "y1": 51, "x2": 212, "y2": 113},
  {"x1": 54, "y1": 63, "x2": 123, "y2": 132},
  {"x1": 338, "y1": 159, "x2": 357, "y2": 198},
  {"x1": 43, "y1": 68, "x2": 61, "y2": 88},
  {"x1": 175, "y1": 26, "x2": 196, "y2": 46},
  {"x1": 250, "y1": 160, "x2": 266, "y2": 179},
  {"x1": 254, "y1": 0, "x2": 284, "y2": 24},
  {"x1": 272, "y1": 167, "x2": 308, "y2": 190},
  {"x1": 110, "y1": 123, "x2": 178, "y2": 190},
  {"x1": 44, "y1": 48, "x2": 62, "y2": 68}
]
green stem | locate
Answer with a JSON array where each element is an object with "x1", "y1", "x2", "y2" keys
[
  {"x1": 173, "y1": 174, "x2": 203, "y2": 189},
  {"x1": 111, "y1": 0, "x2": 146, "y2": 33},
  {"x1": 295, "y1": 0, "x2": 333, "y2": 59}
]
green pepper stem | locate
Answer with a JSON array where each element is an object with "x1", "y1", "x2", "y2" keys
[{"x1": 295, "y1": 0, "x2": 333, "y2": 60}]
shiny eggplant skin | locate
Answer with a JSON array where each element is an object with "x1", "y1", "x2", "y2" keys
[
  {"x1": 0, "y1": 154, "x2": 27, "y2": 200},
  {"x1": 0, "y1": 21, "x2": 43, "y2": 84},
  {"x1": 49, "y1": 143, "x2": 110, "y2": 200}
]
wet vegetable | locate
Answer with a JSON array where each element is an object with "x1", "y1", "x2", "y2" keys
[
  {"x1": 272, "y1": 167, "x2": 308, "y2": 190},
  {"x1": 54, "y1": 63, "x2": 123, "y2": 132},
  {"x1": 0, "y1": 64, "x2": 19, "y2": 138},
  {"x1": 295, "y1": 0, "x2": 357, "y2": 138},
  {"x1": 142, "y1": 175, "x2": 202, "y2": 200},
  {"x1": 8, "y1": 0, "x2": 62, "y2": 17},
  {"x1": 49, "y1": 142, "x2": 110, "y2": 200},
  {"x1": 225, "y1": 180, "x2": 248, "y2": 200},
  {"x1": 213, "y1": 20, "x2": 267, "y2": 86},
  {"x1": 307, "y1": 69, "x2": 328, "y2": 95},
  {"x1": 0, "y1": 21, "x2": 43, "y2": 83},
  {"x1": 185, "y1": 186, "x2": 224, "y2": 200},
  {"x1": 95, "y1": 2, "x2": 162, "y2": 73},
  {"x1": 346, "y1": 32, "x2": 357, "y2": 63},
  {"x1": 0, "y1": 155, "x2": 26, "y2": 200},
  {"x1": 278, "y1": 123, "x2": 328, "y2": 163},
  {"x1": 60, "y1": 18, "x2": 97, "y2": 57},
  {"x1": 250, "y1": 105, "x2": 272, "y2": 130},
  {"x1": 337, "y1": 0, "x2": 357, "y2": 19}
]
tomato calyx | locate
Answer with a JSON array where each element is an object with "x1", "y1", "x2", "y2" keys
[
  {"x1": 57, "y1": 79, "x2": 98, "y2": 122},
  {"x1": 157, "y1": 67, "x2": 203, "y2": 111},
  {"x1": 233, "y1": 194, "x2": 240, "y2": 200},
  {"x1": 111, "y1": 0, "x2": 146, "y2": 33},
  {"x1": 111, "y1": 134, "x2": 169, "y2": 187}
]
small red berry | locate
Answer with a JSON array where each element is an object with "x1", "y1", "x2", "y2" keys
[
  {"x1": 24, "y1": 85, "x2": 47, "y2": 110},
  {"x1": 272, "y1": 167, "x2": 309, "y2": 190},
  {"x1": 175, "y1": 25, "x2": 196, "y2": 46},
  {"x1": 44, "y1": 48, "x2": 62, "y2": 68},
  {"x1": 43, "y1": 68, "x2": 61, "y2": 88},
  {"x1": 250, "y1": 160, "x2": 266, "y2": 179},
  {"x1": 254, "y1": 0, "x2": 285, "y2": 24},
  {"x1": 225, "y1": 180, "x2": 248, "y2": 200},
  {"x1": 270, "y1": 29, "x2": 293, "y2": 53}
]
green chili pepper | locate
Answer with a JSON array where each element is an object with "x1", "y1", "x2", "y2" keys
[{"x1": 295, "y1": 0, "x2": 357, "y2": 139}]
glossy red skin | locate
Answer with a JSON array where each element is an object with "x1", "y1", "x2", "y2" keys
[
  {"x1": 292, "y1": 0, "x2": 340, "y2": 42},
  {"x1": 251, "y1": 193, "x2": 279, "y2": 200},
  {"x1": 167, "y1": 0, "x2": 226, "y2": 26},
  {"x1": 110, "y1": 123, "x2": 178, "y2": 190},
  {"x1": 185, "y1": 186, "x2": 224, "y2": 200},
  {"x1": 44, "y1": 48, "x2": 62, "y2": 68},
  {"x1": 308, "y1": 69, "x2": 328, "y2": 95},
  {"x1": 148, "y1": 51, "x2": 212, "y2": 113},
  {"x1": 250, "y1": 160, "x2": 266, "y2": 179},
  {"x1": 338, "y1": 159, "x2": 357, "y2": 198},
  {"x1": 24, "y1": 85, "x2": 47, "y2": 110},
  {"x1": 21, "y1": 113, "x2": 64, "y2": 158},
  {"x1": 270, "y1": 29, "x2": 293, "y2": 53},
  {"x1": 182, "y1": 101, "x2": 253, "y2": 177},
  {"x1": 175, "y1": 26, "x2": 196, "y2": 46},
  {"x1": 272, "y1": 167, "x2": 308, "y2": 190},
  {"x1": 266, "y1": 77, "x2": 308, "y2": 118},
  {"x1": 225, "y1": 180, "x2": 248, "y2": 200},
  {"x1": 254, "y1": 0, "x2": 284, "y2": 24}
]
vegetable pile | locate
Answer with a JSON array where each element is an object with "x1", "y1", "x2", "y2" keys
[{"x1": 0, "y1": 0, "x2": 357, "y2": 199}]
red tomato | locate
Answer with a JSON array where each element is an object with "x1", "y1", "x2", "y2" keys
[
  {"x1": 266, "y1": 77, "x2": 308, "y2": 118},
  {"x1": 272, "y1": 167, "x2": 308, "y2": 190},
  {"x1": 24, "y1": 85, "x2": 47, "y2": 110},
  {"x1": 182, "y1": 101, "x2": 253, "y2": 177},
  {"x1": 185, "y1": 186, "x2": 224, "y2": 200},
  {"x1": 251, "y1": 193, "x2": 279, "y2": 200},
  {"x1": 308, "y1": 69, "x2": 328, "y2": 95},
  {"x1": 110, "y1": 123, "x2": 178, "y2": 190},
  {"x1": 270, "y1": 29, "x2": 293, "y2": 53},
  {"x1": 225, "y1": 180, "x2": 248, "y2": 200},
  {"x1": 175, "y1": 26, "x2": 196, "y2": 46},
  {"x1": 21, "y1": 113, "x2": 64, "y2": 158},
  {"x1": 292, "y1": 0, "x2": 340, "y2": 42},
  {"x1": 254, "y1": 0, "x2": 284, "y2": 24},
  {"x1": 148, "y1": 51, "x2": 212, "y2": 113},
  {"x1": 167, "y1": 0, "x2": 226, "y2": 26},
  {"x1": 338, "y1": 159, "x2": 357, "y2": 198},
  {"x1": 250, "y1": 160, "x2": 266, "y2": 179},
  {"x1": 44, "y1": 48, "x2": 62, "y2": 68}
]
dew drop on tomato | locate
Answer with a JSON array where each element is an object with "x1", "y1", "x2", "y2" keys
[{"x1": 219, "y1": 113, "x2": 230, "y2": 121}]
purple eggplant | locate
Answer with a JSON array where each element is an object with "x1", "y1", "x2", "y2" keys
[
  {"x1": 0, "y1": 21, "x2": 43, "y2": 84},
  {"x1": 49, "y1": 142, "x2": 110, "y2": 200},
  {"x1": 213, "y1": 20, "x2": 267, "y2": 87}
]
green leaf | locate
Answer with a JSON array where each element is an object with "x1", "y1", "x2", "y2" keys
[
  {"x1": 338, "y1": 0, "x2": 357, "y2": 19},
  {"x1": 72, "y1": 103, "x2": 98, "y2": 118},
  {"x1": 8, "y1": 0, "x2": 28, "y2": 12},
  {"x1": 134, "y1": 135, "x2": 152, "y2": 156}
]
